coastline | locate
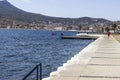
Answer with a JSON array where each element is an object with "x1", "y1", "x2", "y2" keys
[
  {"x1": 43, "y1": 34, "x2": 103, "y2": 80},
  {"x1": 0, "y1": 28, "x2": 78, "y2": 32},
  {"x1": 0, "y1": 29, "x2": 92, "y2": 80},
  {"x1": 43, "y1": 34, "x2": 120, "y2": 80}
]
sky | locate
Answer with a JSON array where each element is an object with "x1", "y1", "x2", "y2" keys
[{"x1": 7, "y1": 0, "x2": 120, "y2": 21}]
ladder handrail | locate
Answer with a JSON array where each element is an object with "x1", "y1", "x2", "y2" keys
[{"x1": 22, "y1": 63, "x2": 42, "y2": 80}]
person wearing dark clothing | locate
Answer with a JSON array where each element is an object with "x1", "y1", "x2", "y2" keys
[{"x1": 107, "y1": 32, "x2": 111, "y2": 38}]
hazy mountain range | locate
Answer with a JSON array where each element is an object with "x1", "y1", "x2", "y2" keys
[{"x1": 0, "y1": 0, "x2": 112, "y2": 26}]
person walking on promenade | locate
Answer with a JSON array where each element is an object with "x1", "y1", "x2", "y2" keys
[
  {"x1": 105, "y1": 27, "x2": 110, "y2": 38},
  {"x1": 107, "y1": 31, "x2": 111, "y2": 38}
]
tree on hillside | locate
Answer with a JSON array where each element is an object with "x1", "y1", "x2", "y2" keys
[{"x1": 112, "y1": 24, "x2": 117, "y2": 33}]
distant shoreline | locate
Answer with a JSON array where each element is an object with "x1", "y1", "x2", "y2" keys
[{"x1": 0, "y1": 28, "x2": 81, "y2": 32}]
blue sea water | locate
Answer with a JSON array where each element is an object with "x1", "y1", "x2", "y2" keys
[{"x1": 0, "y1": 29, "x2": 93, "y2": 80}]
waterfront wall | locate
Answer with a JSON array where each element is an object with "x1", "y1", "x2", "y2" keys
[{"x1": 43, "y1": 35, "x2": 104, "y2": 80}]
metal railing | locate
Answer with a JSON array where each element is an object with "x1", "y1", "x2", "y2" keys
[{"x1": 22, "y1": 63, "x2": 42, "y2": 80}]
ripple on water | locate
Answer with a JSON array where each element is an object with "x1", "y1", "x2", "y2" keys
[{"x1": 0, "y1": 30, "x2": 93, "y2": 80}]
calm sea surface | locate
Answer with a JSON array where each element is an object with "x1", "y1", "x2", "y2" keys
[{"x1": 0, "y1": 29, "x2": 93, "y2": 80}]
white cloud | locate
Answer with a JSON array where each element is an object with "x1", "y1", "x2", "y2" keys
[{"x1": 20, "y1": 0, "x2": 32, "y2": 3}]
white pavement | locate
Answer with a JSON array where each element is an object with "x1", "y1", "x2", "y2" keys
[{"x1": 43, "y1": 35, "x2": 120, "y2": 80}]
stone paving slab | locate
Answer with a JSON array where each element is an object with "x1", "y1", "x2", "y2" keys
[
  {"x1": 65, "y1": 57, "x2": 91, "y2": 65},
  {"x1": 98, "y1": 46, "x2": 120, "y2": 48},
  {"x1": 97, "y1": 48, "x2": 120, "y2": 51},
  {"x1": 59, "y1": 77, "x2": 79, "y2": 80},
  {"x1": 95, "y1": 52, "x2": 120, "y2": 54},
  {"x1": 95, "y1": 50, "x2": 120, "y2": 53},
  {"x1": 79, "y1": 77, "x2": 120, "y2": 80},
  {"x1": 81, "y1": 65, "x2": 120, "y2": 77},
  {"x1": 43, "y1": 77, "x2": 79, "y2": 80},
  {"x1": 93, "y1": 53, "x2": 120, "y2": 58},
  {"x1": 58, "y1": 65, "x2": 85, "y2": 77},
  {"x1": 88, "y1": 58, "x2": 120, "y2": 65}
]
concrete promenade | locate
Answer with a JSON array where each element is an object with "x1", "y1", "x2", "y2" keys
[{"x1": 43, "y1": 35, "x2": 120, "y2": 80}]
